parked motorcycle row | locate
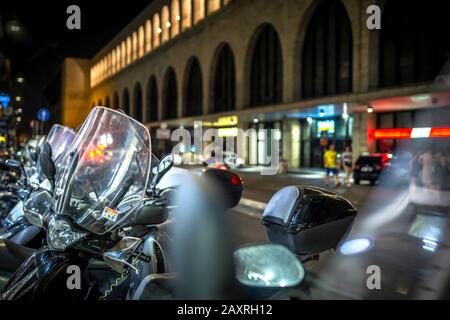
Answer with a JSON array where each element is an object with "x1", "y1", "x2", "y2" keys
[{"x1": 1, "y1": 107, "x2": 448, "y2": 300}]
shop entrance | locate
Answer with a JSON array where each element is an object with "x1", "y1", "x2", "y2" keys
[{"x1": 300, "y1": 116, "x2": 353, "y2": 168}]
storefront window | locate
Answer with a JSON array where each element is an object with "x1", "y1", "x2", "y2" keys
[{"x1": 300, "y1": 116, "x2": 352, "y2": 168}]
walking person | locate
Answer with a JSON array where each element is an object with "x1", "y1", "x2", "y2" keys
[
  {"x1": 342, "y1": 146, "x2": 353, "y2": 187},
  {"x1": 420, "y1": 149, "x2": 433, "y2": 188},
  {"x1": 324, "y1": 144, "x2": 341, "y2": 188}
]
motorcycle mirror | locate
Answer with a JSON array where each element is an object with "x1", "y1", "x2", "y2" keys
[
  {"x1": 103, "y1": 237, "x2": 142, "y2": 274},
  {"x1": 157, "y1": 153, "x2": 174, "y2": 175},
  {"x1": 233, "y1": 244, "x2": 305, "y2": 288},
  {"x1": 151, "y1": 153, "x2": 174, "y2": 190},
  {"x1": 39, "y1": 152, "x2": 56, "y2": 189},
  {"x1": 29, "y1": 145, "x2": 40, "y2": 163},
  {"x1": 42, "y1": 142, "x2": 53, "y2": 159}
]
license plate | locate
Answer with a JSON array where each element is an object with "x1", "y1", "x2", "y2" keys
[{"x1": 361, "y1": 167, "x2": 373, "y2": 172}]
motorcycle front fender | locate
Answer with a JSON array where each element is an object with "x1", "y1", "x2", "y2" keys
[{"x1": 0, "y1": 247, "x2": 89, "y2": 300}]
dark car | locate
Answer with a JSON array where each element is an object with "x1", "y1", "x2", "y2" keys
[{"x1": 354, "y1": 154, "x2": 389, "y2": 185}]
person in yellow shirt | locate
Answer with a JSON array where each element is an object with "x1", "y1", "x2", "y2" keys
[{"x1": 324, "y1": 144, "x2": 341, "y2": 188}]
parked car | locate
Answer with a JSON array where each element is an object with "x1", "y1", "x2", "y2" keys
[
  {"x1": 204, "y1": 151, "x2": 245, "y2": 170},
  {"x1": 354, "y1": 154, "x2": 391, "y2": 185}
]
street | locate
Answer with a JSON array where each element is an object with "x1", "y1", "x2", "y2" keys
[{"x1": 227, "y1": 168, "x2": 396, "y2": 246}]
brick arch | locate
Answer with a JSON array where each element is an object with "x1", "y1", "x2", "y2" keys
[
  {"x1": 105, "y1": 96, "x2": 111, "y2": 108},
  {"x1": 133, "y1": 82, "x2": 143, "y2": 121},
  {"x1": 183, "y1": 56, "x2": 203, "y2": 117},
  {"x1": 209, "y1": 42, "x2": 236, "y2": 113},
  {"x1": 162, "y1": 67, "x2": 178, "y2": 120},
  {"x1": 294, "y1": 0, "x2": 354, "y2": 100},
  {"x1": 113, "y1": 92, "x2": 120, "y2": 109},
  {"x1": 146, "y1": 75, "x2": 159, "y2": 122},
  {"x1": 244, "y1": 23, "x2": 283, "y2": 108},
  {"x1": 122, "y1": 88, "x2": 130, "y2": 115}
]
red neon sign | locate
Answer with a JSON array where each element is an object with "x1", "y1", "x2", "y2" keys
[{"x1": 374, "y1": 127, "x2": 450, "y2": 140}]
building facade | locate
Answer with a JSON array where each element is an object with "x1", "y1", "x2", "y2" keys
[{"x1": 62, "y1": 0, "x2": 450, "y2": 168}]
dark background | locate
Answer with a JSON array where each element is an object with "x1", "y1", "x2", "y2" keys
[{"x1": 0, "y1": 0, "x2": 151, "y2": 133}]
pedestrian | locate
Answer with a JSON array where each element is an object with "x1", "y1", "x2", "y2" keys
[
  {"x1": 420, "y1": 149, "x2": 433, "y2": 188},
  {"x1": 342, "y1": 146, "x2": 353, "y2": 187},
  {"x1": 409, "y1": 151, "x2": 422, "y2": 186},
  {"x1": 324, "y1": 144, "x2": 341, "y2": 188},
  {"x1": 431, "y1": 151, "x2": 446, "y2": 190}
]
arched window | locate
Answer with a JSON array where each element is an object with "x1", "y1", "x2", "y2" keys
[
  {"x1": 153, "y1": 14, "x2": 161, "y2": 49},
  {"x1": 379, "y1": 1, "x2": 450, "y2": 87},
  {"x1": 105, "y1": 96, "x2": 111, "y2": 108},
  {"x1": 193, "y1": 0, "x2": 205, "y2": 24},
  {"x1": 162, "y1": 6, "x2": 170, "y2": 43},
  {"x1": 126, "y1": 37, "x2": 132, "y2": 65},
  {"x1": 171, "y1": 0, "x2": 181, "y2": 37},
  {"x1": 113, "y1": 92, "x2": 119, "y2": 109},
  {"x1": 212, "y1": 44, "x2": 236, "y2": 112},
  {"x1": 133, "y1": 83, "x2": 143, "y2": 121},
  {"x1": 132, "y1": 32, "x2": 138, "y2": 61},
  {"x1": 98, "y1": 99, "x2": 103, "y2": 106},
  {"x1": 112, "y1": 52, "x2": 116, "y2": 74},
  {"x1": 250, "y1": 24, "x2": 282, "y2": 106},
  {"x1": 116, "y1": 47, "x2": 121, "y2": 71},
  {"x1": 121, "y1": 41, "x2": 126, "y2": 67},
  {"x1": 185, "y1": 58, "x2": 203, "y2": 116},
  {"x1": 207, "y1": 0, "x2": 220, "y2": 14},
  {"x1": 146, "y1": 75, "x2": 158, "y2": 122},
  {"x1": 106, "y1": 55, "x2": 110, "y2": 78},
  {"x1": 182, "y1": 0, "x2": 192, "y2": 31},
  {"x1": 122, "y1": 88, "x2": 130, "y2": 115},
  {"x1": 109, "y1": 53, "x2": 113, "y2": 75},
  {"x1": 100, "y1": 60, "x2": 104, "y2": 81},
  {"x1": 138, "y1": 26, "x2": 145, "y2": 58},
  {"x1": 302, "y1": 0, "x2": 352, "y2": 98},
  {"x1": 163, "y1": 67, "x2": 178, "y2": 120},
  {"x1": 145, "y1": 20, "x2": 152, "y2": 53}
]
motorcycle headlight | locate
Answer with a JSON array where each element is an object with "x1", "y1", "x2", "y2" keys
[{"x1": 47, "y1": 218, "x2": 88, "y2": 251}]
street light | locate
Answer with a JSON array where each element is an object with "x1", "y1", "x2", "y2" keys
[
  {"x1": 367, "y1": 105, "x2": 374, "y2": 114},
  {"x1": 15, "y1": 96, "x2": 22, "y2": 102},
  {"x1": 5, "y1": 19, "x2": 23, "y2": 36}
]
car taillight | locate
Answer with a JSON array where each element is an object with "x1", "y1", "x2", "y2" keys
[
  {"x1": 230, "y1": 174, "x2": 242, "y2": 186},
  {"x1": 375, "y1": 165, "x2": 382, "y2": 171},
  {"x1": 355, "y1": 165, "x2": 360, "y2": 170}
]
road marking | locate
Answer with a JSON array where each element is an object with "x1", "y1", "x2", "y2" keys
[
  {"x1": 233, "y1": 198, "x2": 267, "y2": 219},
  {"x1": 239, "y1": 198, "x2": 267, "y2": 210}
]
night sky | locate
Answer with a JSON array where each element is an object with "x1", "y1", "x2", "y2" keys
[{"x1": 1, "y1": 0, "x2": 152, "y2": 133}]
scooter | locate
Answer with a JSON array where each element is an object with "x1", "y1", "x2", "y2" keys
[{"x1": 0, "y1": 107, "x2": 245, "y2": 300}]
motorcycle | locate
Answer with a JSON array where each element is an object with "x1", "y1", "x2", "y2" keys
[
  {"x1": 0, "y1": 107, "x2": 245, "y2": 300},
  {"x1": 0, "y1": 125, "x2": 76, "y2": 247}
]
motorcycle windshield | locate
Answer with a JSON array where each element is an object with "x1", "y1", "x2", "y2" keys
[
  {"x1": 53, "y1": 107, "x2": 151, "y2": 235},
  {"x1": 46, "y1": 124, "x2": 76, "y2": 161}
]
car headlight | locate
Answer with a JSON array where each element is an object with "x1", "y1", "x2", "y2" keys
[{"x1": 47, "y1": 218, "x2": 88, "y2": 251}]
